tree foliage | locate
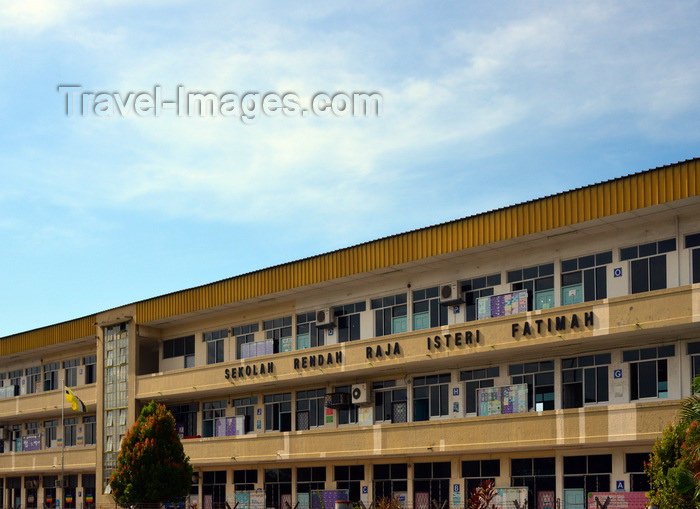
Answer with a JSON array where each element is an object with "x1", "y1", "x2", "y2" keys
[
  {"x1": 466, "y1": 479, "x2": 496, "y2": 509},
  {"x1": 110, "y1": 401, "x2": 194, "y2": 507},
  {"x1": 645, "y1": 377, "x2": 700, "y2": 508}
]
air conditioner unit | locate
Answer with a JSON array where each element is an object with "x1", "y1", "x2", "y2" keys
[
  {"x1": 316, "y1": 308, "x2": 336, "y2": 329},
  {"x1": 351, "y1": 383, "x2": 370, "y2": 404},
  {"x1": 439, "y1": 282, "x2": 463, "y2": 304},
  {"x1": 55, "y1": 479, "x2": 68, "y2": 488},
  {"x1": 25, "y1": 480, "x2": 39, "y2": 489}
]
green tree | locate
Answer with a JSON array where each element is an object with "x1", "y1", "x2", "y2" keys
[
  {"x1": 110, "y1": 401, "x2": 194, "y2": 507},
  {"x1": 645, "y1": 377, "x2": 700, "y2": 508}
]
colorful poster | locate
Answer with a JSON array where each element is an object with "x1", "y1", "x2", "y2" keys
[
  {"x1": 311, "y1": 490, "x2": 350, "y2": 509},
  {"x1": 477, "y1": 290, "x2": 529, "y2": 320},
  {"x1": 235, "y1": 492, "x2": 250, "y2": 509},
  {"x1": 492, "y1": 487, "x2": 528, "y2": 509},
  {"x1": 477, "y1": 384, "x2": 528, "y2": 416},
  {"x1": 22, "y1": 435, "x2": 41, "y2": 451},
  {"x1": 249, "y1": 491, "x2": 266, "y2": 509},
  {"x1": 587, "y1": 492, "x2": 648, "y2": 508}
]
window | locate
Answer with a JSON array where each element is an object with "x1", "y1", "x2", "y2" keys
[
  {"x1": 511, "y1": 457, "x2": 555, "y2": 509},
  {"x1": 44, "y1": 419, "x2": 58, "y2": 448},
  {"x1": 562, "y1": 354, "x2": 610, "y2": 408},
  {"x1": 296, "y1": 467, "x2": 326, "y2": 496},
  {"x1": 335, "y1": 466, "x2": 364, "y2": 502},
  {"x1": 413, "y1": 462, "x2": 450, "y2": 509},
  {"x1": 84, "y1": 356, "x2": 97, "y2": 384},
  {"x1": 25, "y1": 422, "x2": 40, "y2": 452},
  {"x1": 623, "y1": 346, "x2": 675, "y2": 399},
  {"x1": 413, "y1": 373, "x2": 451, "y2": 421},
  {"x1": 335, "y1": 301, "x2": 366, "y2": 342},
  {"x1": 168, "y1": 403, "x2": 199, "y2": 437},
  {"x1": 63, "y1": 359, "x2": 80, "y2": 387},
  {"x1": 561, "y1": 251, "x2": 612, "y2": 305},
  {"x1": 10, "y1": 424, "x2": 21, "y2": 452},
  {"x1": 9, "y1": 369, "x2": 22, "y2": 396},
  {"x1": 296, "y1": 312, "x2": 325, "y2": 350},
  {"x1": 625, "y1": 453, "x2": 651, "y2": 492},
  {"x1": 296, "y1": 389, "x2": 326, "y2": 430},
  {"x1": 412, "y1": 287, "x2": 448, "y2": 330},
  {"x1": 83, "y1": 416, "x2": 96, "y2": 445},
  {"x1": 372, "y1": 294, "x2": 408, "y2": 336},
  {"x1": 265, "y1": 469, "x2": 292, "y2": 509},
  {"x1": 63, "y1": 475, "x2": 79, "y2": 509},
  {"x1": 564, "y1": 454, "x2": 612, "y2": 494},
  {"x1": 43, "y1": 362, "x2": 60, "y2": 392},
  {"x1": 689, "y1": 342, "x2": 700, "y2": 385},
  {"x1": 233, "y1": 469, "x2": 258, "y2": 491},
  {"x1": 202, "y1": 471, "x2": 226, "y2": 509},
  {"x1": 26, "y1": 421, "x2": 40, "y2": 436},
  {"x1": 373, "y1": 463, "x2": 407, "y2": 500},
  {"x1": 26, "y1": 366, "x2": 41, "y2": 394},
  {"x1": 234, "y1": 322, "x2": 259, "y2": 359},
  {"x1": 508, "y1": 263, "x2": 555, "y2": 310},
  {"x1": 460, "y1": 367, "x2": 499, "y2": 415},
  {"x1": 233, "y1": 397, "x2": 257, "y2": 434},
  {"x1": 202, "y1": 400, "x2": 227, "y2": 437},
  {"x1": 335, "y1": 385, "x2": 358, "y2": 425},
  {"x1": 205, "y1": 329, "x2": 228, "y2": 365},
  {"x1": 163, "y1": 335, "x2": 195, "y2": 368},
  {"x1": 265, "y1": 393, "x2": 292, "y2": 432},
  {"x1": 373, "y1": 380, "x2": 407, "y2": 423},
  {"x1": 461, "y1": 274, "x2": 501, "y2": 321},
  {"x1": 263, "y1": 317, "x2": 293, "y2": 353},
  {"x1": 621, "y1": 238, "x2": 676, "y2": 293},
  {"x1": 462, "y1": 460, "x2": 500, "y2": 498},
  {"x1": 64, "y1": 417, "x2": 77, "y2": 446},
  {"x1": 510, "y1": 361, "x2": 555, "y2": 411},
  {"x1": 686, "y1": 233, "x2": 700, "y2": 284}
]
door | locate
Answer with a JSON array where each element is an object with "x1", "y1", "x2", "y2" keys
[
  {"x1": 563, "y1": 488, "x2": 585, "y2": 509},
  {"x1": 561, "y1": 284, "x2": 583, "y2": 306},
  {"x1": 535, "y1": 289, "x2": 555, "y2": 309},
  {"x1": 413, "y1": 312, "x2": 430, "y2": 331},
  {"x1": 392, "y1": 315, "x2": 407, "y2": 334}
]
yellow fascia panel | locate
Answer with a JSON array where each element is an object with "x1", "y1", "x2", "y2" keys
[
  {"x1": 0, "y1": 315, "x2": 96, "y2": 356},
  {"x1": 134, "y1": 159, "x2": 700, "y2": 323}
]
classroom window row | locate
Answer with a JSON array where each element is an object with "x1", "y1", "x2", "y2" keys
[
  {"x1": 157, "y1": 233, "x2": 700, "y2": 370},
  {"x1": 186, "y1": 452, "x2": 650, "y2": 509},
  {"x1": 0, "y1": 356, "x2": 97, "y2": 400},
  {"x1": 161, "y1": 341, "x2": 697, "y2": 438}
]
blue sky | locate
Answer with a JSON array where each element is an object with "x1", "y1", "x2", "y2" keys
[{"x1": 1, "y1": 1, "x2": 699, "y2": 338}]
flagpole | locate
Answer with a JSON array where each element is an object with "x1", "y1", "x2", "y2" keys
[{"x1": 61, "y1": 378, "x2": 65, "y2": 509}]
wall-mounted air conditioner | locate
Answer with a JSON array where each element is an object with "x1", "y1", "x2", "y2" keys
[
  {"x1": 439, "y1": 282, "x2": 464, "y2": 304},
  {"x1": 351, "y1": 383, "x2": 370, "y2": 404},
  {"x1": 316, "y1": 309, "x2": 336, "y2": 329}
]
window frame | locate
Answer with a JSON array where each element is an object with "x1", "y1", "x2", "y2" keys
[{"x1": 413, "y1": 373, "x2": 451, "y2": 421}]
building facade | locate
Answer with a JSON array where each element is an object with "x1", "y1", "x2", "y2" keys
[{"x1": 1, "y1": 159, "x2": 700, "y2": 509}]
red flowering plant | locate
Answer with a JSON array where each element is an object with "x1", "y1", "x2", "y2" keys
[
  {"x1": 467, "y1": 479, "x2": 496, "y2": 509},
  {"x1": 110, "y1": 401, "x2": 194, "y2": 507}
]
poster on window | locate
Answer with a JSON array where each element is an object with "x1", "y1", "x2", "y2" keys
[
  {"x1": 22, "y1": 435, "x2": 41, "y2": 451},
  {"x1": 477, "y1": 384, "x2": 528, "y2": 416},
  {"x1": 249, "y1": 491, "x2": 266, "y2": 509},
  {"x1": 476, "y1": 290, "x2": 528, "y2": 320},
  {"x1": 491, "y1": 487, "x2": 528, "y2": 509},
  {"x1": 587, "y1": 492, "x2": 648, "y2": 508}
]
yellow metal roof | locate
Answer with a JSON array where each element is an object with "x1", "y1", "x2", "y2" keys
[{"x1": 2, "y1": 158, "x2": 699, "y2": 353}]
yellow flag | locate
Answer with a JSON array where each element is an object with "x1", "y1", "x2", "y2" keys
[{"x1": 65, "y1": 387, "x2": 87, "y2": 412}]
